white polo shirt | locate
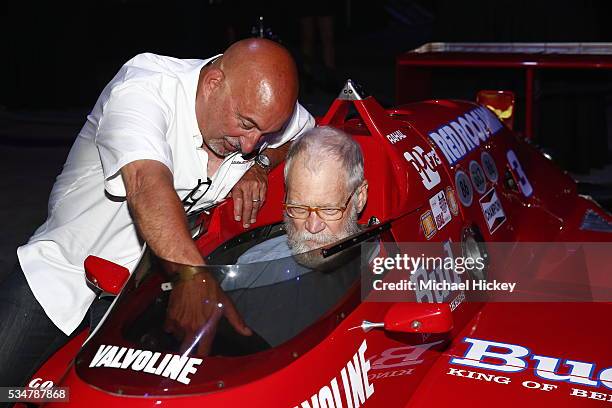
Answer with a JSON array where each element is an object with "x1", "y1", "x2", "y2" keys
[{"x1": 17, "y1": 53, "x2": 314, "y2": 335}]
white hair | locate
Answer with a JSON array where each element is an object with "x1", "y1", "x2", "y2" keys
[{"x1": 284, "y1": 126, "x2": 364, "y2": 192}]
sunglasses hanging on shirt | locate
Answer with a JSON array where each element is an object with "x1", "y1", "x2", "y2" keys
[{"x1": 182, "y1": 177, "x2": 213, "y2": 214}]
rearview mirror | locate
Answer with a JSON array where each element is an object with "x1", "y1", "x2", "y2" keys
[
  {"x1": 362, "y1": 303, "x2": 453, "y2": 334},
  {"x1": 84, "y1": 255, "x2": 129, "y2": 296},
  {"x1": 385, "y1": 303, "x2": 453, "y2": 333}
]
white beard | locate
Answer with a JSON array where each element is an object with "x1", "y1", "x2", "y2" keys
[{"x1": 285, "y1": 202, "x2": 362, "y2": 268}]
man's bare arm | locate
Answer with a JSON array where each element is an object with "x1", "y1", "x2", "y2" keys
[
  {"x1": 122, "y1": 160, "x2": 250, "y2": 350},
  {"x1": 121, "y1": 159, "x2": 204, "y2": 265}
]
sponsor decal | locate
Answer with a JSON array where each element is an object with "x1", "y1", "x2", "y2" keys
[
  {"x1": 89, "y1": 345, "x2": 202, "y2": 385},
  {"x1": 420, "y1": 210, "x2": 437, "y2": 240},
  {"x1": 506, "y1": 149, "x2": 533, "y2": 197},
  {"x1": 481, "y1": 151, "x2": 498, "y2": 182},
  {"x1": 403, "y1": 146, "x2": 442, "y2": 190},
  {"x1": 428, "y1": 106, "x2": 504, "y2": 165},
  {"x1": 469, "y1": 160, "x2": 487, "y2": 194},
  {"x1": 386, "y1": 130, "x2": 407, "y2": 144},
  {"x1": 479, "y1": 188, "x2": 506, "y2": 234},
  {"x1": 28, "y1": 378, "x2": 54, "y2": 389},
  {"x1": 449, "y1": 291, "x2": 466, "y2": 311},
  {"x1": 455, "y1": 171, "x2": 473, "y2": 207},
  {"x1": 293, "y1": 339, "x2": 374, "y2": 408},
  {"x1": 446, "y1": 187, "x2": 459, "y2": 216},
  {"x1": 369, "y1": 340, "x2": 444, "y2": 371},
  {"x1": 449, "y1": 337, "x2": 612, "y2": 402},
  {"x1": 368, "y1": 369, "x2": 414, "y2": 381},
  {"x1": 429, "y1": 190, "x2": 452, "y2": 230}
]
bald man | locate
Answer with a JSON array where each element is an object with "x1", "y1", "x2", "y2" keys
[{"x1": 0, "y1": 39, "x2": 313, "y2": 385}]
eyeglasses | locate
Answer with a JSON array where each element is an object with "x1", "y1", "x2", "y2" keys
[
  {"x1": 283, "y1": 187, "x2": 358, "y2": 221},
  {"x1": 182, "y1": 178, "x2": 212, "y2": 213}
]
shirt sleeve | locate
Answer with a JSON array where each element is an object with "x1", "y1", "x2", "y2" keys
[
  {"x1": 264, "y1": 102, "x2": 315, "y2": 149},
  {"x1": 95, "y1": 83, "x2": 173, "y2": 197}
]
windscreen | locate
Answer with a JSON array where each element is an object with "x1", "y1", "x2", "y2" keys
[{"x1": 75, "y1": 234, "x2": 377, "y2": 396}]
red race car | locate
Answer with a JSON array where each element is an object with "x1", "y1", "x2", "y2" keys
[{"x1": 18, "y1": 80, "x2": 612, "y2": 408}]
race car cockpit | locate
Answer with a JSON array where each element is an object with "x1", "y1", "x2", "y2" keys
[{"x1": 74, "y1": 221, "x2": 391, "y2": 396}]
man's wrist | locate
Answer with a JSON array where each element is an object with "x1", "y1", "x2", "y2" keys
[
  {"x1": 260, "y1": 142, "x2": 291, "y2": 171},
  {"x1": 174, "y1": 265, "x2": 206, "y2": 282},
  {"x1": 255, "y1": 153, "x2": 272, "y2": 173}
]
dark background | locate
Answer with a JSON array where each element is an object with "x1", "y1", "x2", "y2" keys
[
  {"x1": 2, "y1": 0, "x2": 612, "y2": 270},
  {"x1": 2, "y1": 1, "x2": 612, "y2": 109}
]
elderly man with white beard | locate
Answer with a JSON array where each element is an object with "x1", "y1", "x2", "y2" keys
[
  {"x1": 282, "y1": 125, "x2": 367, "y2": 267},
  {"x1": 219, "y1": 126, "x2": 369, "y2": 347},
  {"x1": 236, "y1": 125, "x2": 368, "y2": 266}
]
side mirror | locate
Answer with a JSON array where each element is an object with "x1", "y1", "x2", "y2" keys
[
  {"x1": 362, "y1": 303, "x2": 453, "y2": 334},
  {"x1": 84, "y1": 255, "x2": 129, "y2": 296}
]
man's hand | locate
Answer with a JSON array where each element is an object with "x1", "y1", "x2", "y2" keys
[
  {"x1": 230, "y1": 143, "x2": 292, "y2": 228},
  {"x1": 164, "y1": 271, "x2": 252, "y2": 356},
  {"x1": 231, "y1": 165, "x2": 268, "y2": 228}
]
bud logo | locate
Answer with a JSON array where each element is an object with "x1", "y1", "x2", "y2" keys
[
  {"x1": 451, "y1": 337, "x2": 612, "y2": 390},
  {"x1": 411, "y1": 241, "x2": 464, "y2": 304},
  {"x1": 404, "y1": 146, "x2": 442, "y2": 190}
]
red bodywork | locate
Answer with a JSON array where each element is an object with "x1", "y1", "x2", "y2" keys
[{"x1": 27, "y1": 91, "x2": 612, "y2": 407}]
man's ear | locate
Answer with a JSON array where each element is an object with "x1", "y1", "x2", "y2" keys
[
  {"x1": 200, "y1": 68, "x2": 225, "y2": 99},
  {"x1": 356, "y1": 180, "x2": 368, "y2": 213}
]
